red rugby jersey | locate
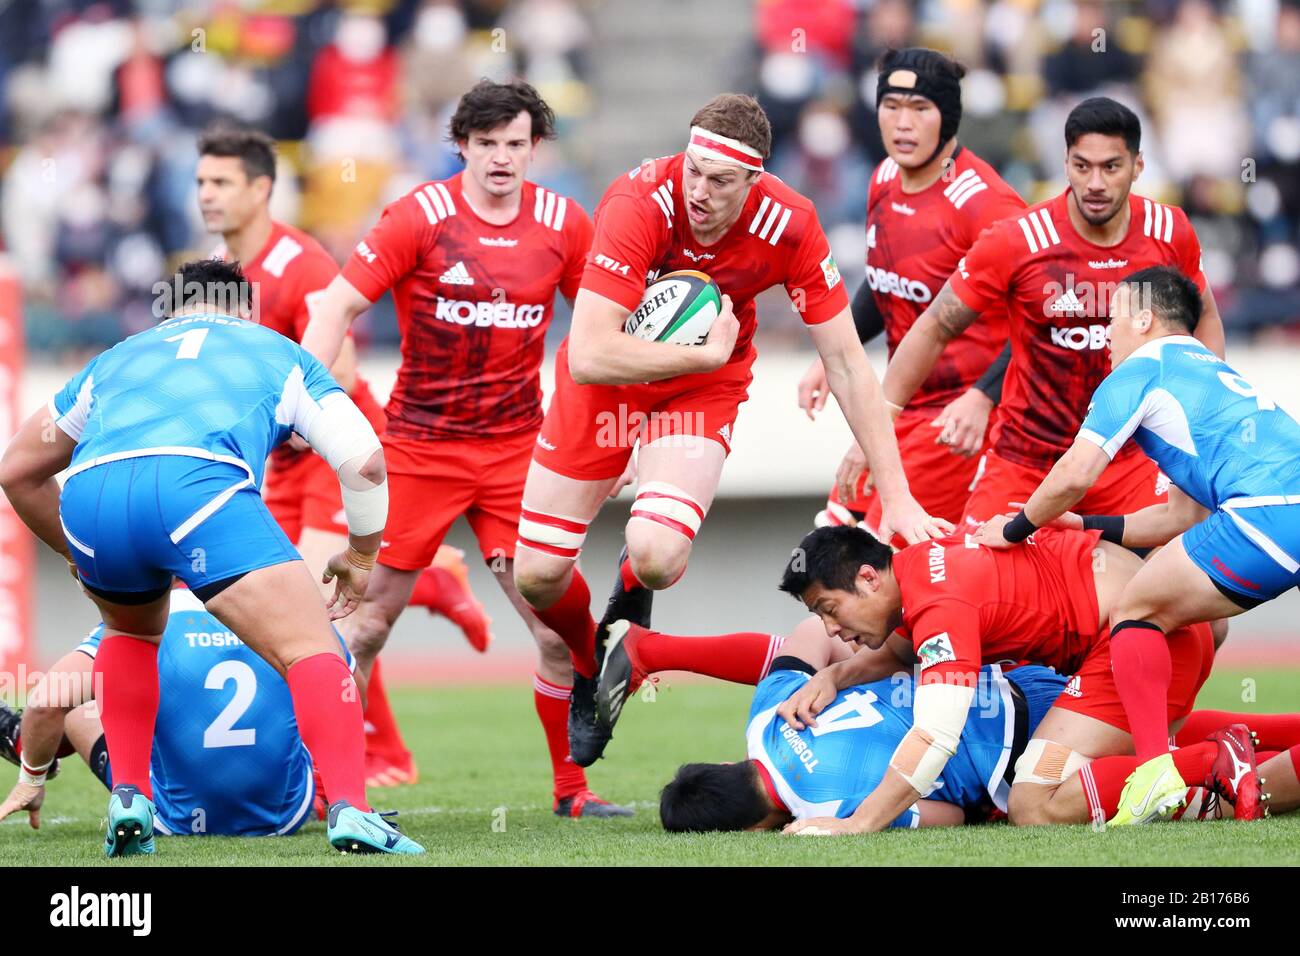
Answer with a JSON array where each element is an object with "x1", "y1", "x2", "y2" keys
[
  {"x1": 233, "y1": 220, "x2": 384, "y2": 461},
  {"x1": 892, "y1": 528, "x2": 1104, "y2": 687},
  {"x1": 866, "y1": 148, "x2": 1023, "y2": 409},
  {"x1": 580, "y1": 153, "x2": 850, "y2": 365},
  {"x1": 341, "y1": 173, "x2": 593, "y2": 440},
  {"x1": 948, "y1": 189, "x2": 1206, "y2": 470}
]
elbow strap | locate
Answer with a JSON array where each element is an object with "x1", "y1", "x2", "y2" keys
[{"x1": 890, "y1": 682, "x2": 974, "y2": 796}]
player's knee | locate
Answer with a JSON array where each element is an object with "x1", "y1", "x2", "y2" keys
[
  {"x1": 625, "y1": 535, "x2": 690, "y2": 591},
  {"x1": 513, "y1": 557, "x2": 570, "y2": 608},
  {"x1": 1007, "y1": 785, "x2": 1054, "y2": 827},
  {"x1": 515, "y1": 509, "x2": 588, "y2": 606}
]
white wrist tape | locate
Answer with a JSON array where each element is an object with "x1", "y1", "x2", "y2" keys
[
  {"x1": 303, "y1": 394, "x2": 387, "y2": 536},
  {"x1": 20, "y1": 756, "x2": 55, "y2": 787},
  {"x1": 889, "y1": 682, "x2": 974, "y2": 796}
]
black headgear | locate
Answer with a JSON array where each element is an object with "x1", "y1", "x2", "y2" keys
[{"x1": 875, "y1": 48, "x2": 965, "y2": 165}]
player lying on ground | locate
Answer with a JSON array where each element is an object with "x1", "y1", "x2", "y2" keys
[
  {"x1": 976, "y1": 264, "x2": 1300, "y2": 824},
  {"x1": 658, "y1": 620, "x2": 1068, "y2": 832},
  {"x1": 299, "y1": 80, "x2": 629, "y2": 817},
  {"x1": 0, "y1": 590, "x2": 354, "y2": 836},
  {"x1": 653, "y1": 619, "x2": 1300, "y2": 830},
  {"x1": 882, "y1": 97, "x2": 1224, "y2": 529},
  {"x1": 0, "y1": 259, "x2": 420, "y2": 856},
  {"x1": 798, "y1": 47, "x2": 1024, "y2": 540},
  {"x1": 505, "y1": 92, "x2": 951, "y2": 769},
  {"x1": 197, "y1": 124, "x2": 492, "y2": 787}
]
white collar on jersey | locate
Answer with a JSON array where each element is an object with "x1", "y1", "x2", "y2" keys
[{"x1": 1126, "y1": 333, "x2": 1205, "y2": 364}]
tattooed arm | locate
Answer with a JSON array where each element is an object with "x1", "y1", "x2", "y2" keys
[{"x1": 880, "y1": 281, "x2": 980, "y2": 410}]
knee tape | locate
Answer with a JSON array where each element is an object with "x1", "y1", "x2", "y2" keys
[
  {"x1": 629, "y1": 482, "x2": 705, "y2": 541},
  {"x1": 1013, "y1": 738, "x2": 1091, "y2": 785}
]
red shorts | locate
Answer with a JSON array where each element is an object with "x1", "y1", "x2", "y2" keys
[
  {"x1": 1051, "y1": 621, "x2": 1215, "y2": 731},
  {"x1": 961, "y1": 448, "x2": 1168, "y2": 526},
  {"x1": 828, "y1": 405, "x2": 989, "y2": 541},
  {"x1": 379, "y1": 429, "x2": 535, "y2": 571},
  {"x1": 264, "y1": 451, "x2": 348, "y2": 542},
  {"x1": 533, "y1": 339, "x2": 754, "y2": 481}
]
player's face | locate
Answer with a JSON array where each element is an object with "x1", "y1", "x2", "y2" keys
[
  {"x1": 196, "y1": 155, "x2": 269, "y2": 235},
  {"x1": 1064, "y1": 134, "x2": 1143, "y2": 226},
  {"x1": 1106, "y1": 283, "x2": 1151, "y2": 368},
  {"x1": 877, "y1": 93, "x2": 942, "y2": 169},
  {"x1": 801, "y1": 572, "x2": 897, "y2": 649},
  {"x1": 459, "y1": 111, "x2": 536, "y2": 199},
  {"x1": 682, "y1": 152, "x2": 756, "y2": 237}
]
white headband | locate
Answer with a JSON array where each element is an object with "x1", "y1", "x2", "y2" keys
[{"x1": 686, "y1": 125, "x2": 764, "y2": 172}]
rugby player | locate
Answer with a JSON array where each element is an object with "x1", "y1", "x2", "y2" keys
[
  {"x1": 976, "y1": 265, "x2": 1300, "y2": 823},
  {"x1": 197, "y1": 125, "x2": 475, "y2": 787},
  {"x1": 881, "y1": 97, "x2": 1226, "y2": 526},
  {"x1": 658, "y1": 621, "x2": 1068, "y2": 832},
  {"x1": 508, "y1": 92, "x2": 951, "y2": 767},
  {"x1": 0, "y1": 259, "x2": 420, "y2": 855},
  {"x1": 0, "y1": 589, "x2": 355, "y2": 836},
  {"x1": 763, "y1": 525, "x2": 1232, "y2": 834},
  {"x1": 798, "y1": 48, "x2": 1024, "y2": 539},
  {"x1": 299, "y1": 80, "x2": 630, "y2": 817}
]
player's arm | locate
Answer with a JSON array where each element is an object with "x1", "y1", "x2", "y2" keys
[
  {"x1": 777, "y1": 632, "x2": 914, "y2": 730},
  {"x1": 796, "y1": 283, "x2": 884, "y2": 420},
  {"x1": 929, "y1": 341, "x2": 1009, "y2": 458},
  {"x1": 1058, "y1": 484, "x2": 1209, "y2": 549},
  {"x1": 974, "y1": 437, "x2": 1110, "y2": 547},
  {"x1": 809, "y1": 310, "x2": 952, "y2": 544},
  {"x1": 1195, "y1": 286, "x2": 1226, "y2": 359},
  {"x1": 880, "y1": 281, "x2": 980, "y2": 410},
  {"x1": 299, "y1": 274, "x2": 373, "y2": 370},
  {"x1": 566, "y1": 288, "x2": 739, "y2": 385},
  {"x1": 0, "y1": 406, "x2": 78, "y2": 563}
]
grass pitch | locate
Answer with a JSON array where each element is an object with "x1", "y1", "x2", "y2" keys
[{"x1": 2, "y1": 667, "x2": 1299, "y2": 867}]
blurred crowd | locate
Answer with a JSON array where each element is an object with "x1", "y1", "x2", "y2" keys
[
  {"x1": 0, "y1": 0, "x2": 595, "y2": 355},
  {"x1": 2, "y1": 0, "x2": 1299, "y2": 357},
  {"x1": 755, "y1": 0, "x2": 1300, "y2": 337}
]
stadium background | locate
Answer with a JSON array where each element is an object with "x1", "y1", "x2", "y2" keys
[{"x1": 2, "y1": 0, "x2": 1299, "y2": 681}]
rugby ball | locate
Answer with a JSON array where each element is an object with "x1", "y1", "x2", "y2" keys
[{"x1": 624, "y1": 270, "x2": 721, "y2": 346}]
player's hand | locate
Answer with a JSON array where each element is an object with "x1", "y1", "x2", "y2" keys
[
  {"x1": 796, "y1": 358, "x2": 829, "y2": 421},
  {"x1": 878, "y1": 495, "x2": 954, "y2": 546},
  {"x1": 700, "y1": 294, "x2": 739, "y2": 371},
  {"x1": 783, "y1": 815, "x2": 865, "y2": 836},
  {"x1": 608, "y1": 454, "x2": 637, "y2": 499},
  {"x1": 835, "y1": 442, "x2": 870, "y2": 506},
  {"x1": 971, "y1": 513, "x2": 1016, "y2": 548},
  {"x1": 930, "y1": 388, "x2": 993, "y2": 458},
  {"x1": 776, "y1": 671, "x2": 838, "y2": 731},
  {"x1": 0, "y1": 781, "x2": 45, "y2": 829},
  {"x1": 321, "y1": 548, "x2": 375, "y2": 619}
]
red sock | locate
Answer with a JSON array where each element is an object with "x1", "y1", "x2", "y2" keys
[
  {"x1": 93, "y1": 635, "x2": 160, "y2": 800},
  {"x1": 619, "y1": 558, "x2": 643, "y2": 592},
  {"x1": 1110, "y1": 622, "x2": 1173, "y2": 760},
  {"x1": 1080, "y1": 741, "x2": 1218, "y2": 818},
  {"x1": 533, "y1": 674, "x2": 588, "y2": 800},
  {"x1": 531, "y1": 570, "x2": 597, "y2": 678},
  {"x1": 286, "y1": 653, "x2": 368, "y2": 811},
  {"x1": 362, "y1": 658, "x2": 410, "y2": 763},
  {"x1": 409, "y1": 567, "x2": 458, "y2": 612},
  {"x1": 1175, "y1": 710, "x2": 1300, "y2": 750},
  {"x1": 632, "y1": 628, "x2": 785, "y2": 686}
]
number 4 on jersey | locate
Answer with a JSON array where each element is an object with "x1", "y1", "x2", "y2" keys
[{"x1": 808, "y1": 689, "x2": 884, "y2": 737}]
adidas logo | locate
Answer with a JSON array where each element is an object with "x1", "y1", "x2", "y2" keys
[
  {"x1": 439, "y1": 261, "x2": 474, "y2": 285},
  {"x1": 536, "y1": 435, "x2": 556, "y2": 451},
  {"x1": 1048, "y1": 289, "x2": 1087, "y2": 316},
  {"x1": 717, "y1": 422, "x2": 732, "y2": 444},
  {"x1": 1064, "y1": 675, "x2": 1082, "y2": 698}
]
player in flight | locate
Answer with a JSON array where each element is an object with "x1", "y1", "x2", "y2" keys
[
  {"x1": 300, "y1": 80, "x2": 631, "y2": 818},
  {"x1": 882, "y1": 97, "x2": 1226, "y2": 527},
  {"x1": 509, "y1": 92, "x2": 951, "y2": 768},
  {"x1": 0, "y1": 589, "x2": 354, "y2": 837},
  {"x1": 798, "y1": 47, "x2": 1025, "y2": 540},
  {"x1": 976, "y1": 265, "x2": 1300, "y2": 824},
  {"x1": 0, "y1": 258, "x2": 420, "y2": 856}
]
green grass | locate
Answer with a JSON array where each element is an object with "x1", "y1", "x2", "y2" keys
[{"x1": 3, "y1": 668, "x2": 1299, "y2": 866}]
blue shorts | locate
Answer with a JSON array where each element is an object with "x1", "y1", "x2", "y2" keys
[
  {"x1": 60, "y1": 455, "x2": 299, "y2": 600},
  {"x1": 1005, "y1": 665, "x2": 1070, "y2": 734},
  {"x1": 1182, "y1": 502, "x2": 1300, "y2": 606}
]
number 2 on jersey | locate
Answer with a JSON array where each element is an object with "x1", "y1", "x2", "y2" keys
[
  {"x1": 203, "y1": 660, "x2": 257, "y2": 748},
  {"x1": 165, "y1": 328, "x2": 209, "y2": 360}
]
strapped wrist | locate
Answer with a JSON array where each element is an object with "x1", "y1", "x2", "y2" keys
[{"x1": 345, "y1": 546, "x2": 377, "y2": 571}]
